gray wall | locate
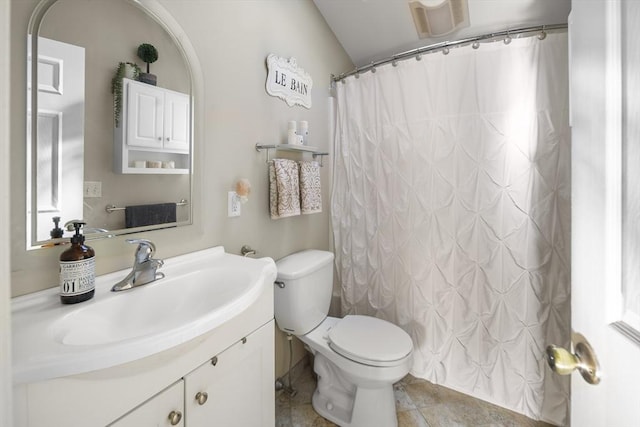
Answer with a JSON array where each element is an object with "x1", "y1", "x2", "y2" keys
[{"x1": 10, "y1": 0, "x2": 352, "y2": 378}]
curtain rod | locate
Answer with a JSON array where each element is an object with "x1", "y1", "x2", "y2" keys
[{"x1": 332, "y1": 23, "x2": 568, "y2": 82}]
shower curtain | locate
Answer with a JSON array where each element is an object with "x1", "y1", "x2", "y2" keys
[{"x1": 331, "y1": 33, "x2": 570, "y2": 424}]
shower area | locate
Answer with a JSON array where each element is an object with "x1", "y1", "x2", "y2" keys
[{"x1": 330, "y1": 30, "x2": 570, "y2": 425}]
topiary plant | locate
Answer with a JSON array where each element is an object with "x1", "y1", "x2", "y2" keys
[
  {"x1": 111, "y1": 61, "x2": 141, "y2": 127},
  {"x1": 137, "y1": 43, "x2": 158, "y2": 74}
]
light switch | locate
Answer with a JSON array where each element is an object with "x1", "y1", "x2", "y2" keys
[
  {"x1": 84, "y1": 181, "x2": 102, "y2": 198},
  {"x1": 228, "y1": 191, "x2": 241, "y2": 217}
]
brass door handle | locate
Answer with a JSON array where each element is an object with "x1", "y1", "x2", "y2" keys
[{"x1": 546, "y1": 332, "x2": 601, "y2": 385}]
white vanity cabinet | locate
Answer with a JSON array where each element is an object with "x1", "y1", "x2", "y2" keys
[
  {"x1": 109, "y1": 380, "x2": 185, "y2": 427},
  {"x1": 185, "y1": 321, "x2": 275, "y2": 427},
  {"x1": 14, "y1": 320, "x2": 276, "y2": 427},
  {"x1": 107, "y1": 321, "x2": 274, "y2": 427},
  {"x1": 12, "y1": 247, "x2": 276, "y2": 427},
  {"x1": 114, "y1": 78, "x2": 190, "y2": 174}
]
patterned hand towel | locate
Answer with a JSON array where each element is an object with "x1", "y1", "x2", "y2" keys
[
  {"x1": 269, "y1": 159, "x2": 301, "y2": 219},
  {"x1": 299, "y1": 160, "x2": 322, "y2": 214}
]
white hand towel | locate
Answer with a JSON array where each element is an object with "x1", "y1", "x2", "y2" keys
[
  {"x1": 299, "y1": 160, "x2": 322, "y2": 214},
  {"x1": 269, "y1": 159, "x2": 301, "y2": 219}
]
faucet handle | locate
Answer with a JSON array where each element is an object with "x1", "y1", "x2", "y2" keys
[{"x1": 126, "y1": 239, "x2": 156, "y2": 263}]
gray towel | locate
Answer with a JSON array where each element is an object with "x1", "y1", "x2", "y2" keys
[{"x1": 125, "y1": 203, "x2": 177, "y2": 228}]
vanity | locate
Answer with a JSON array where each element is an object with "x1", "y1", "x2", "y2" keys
[{"x1": 12, "y1": 247, "x2": 276, "y2": 427}]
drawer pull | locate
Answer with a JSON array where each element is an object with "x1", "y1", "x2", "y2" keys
[
  {"x1": 168, "y1": 410, "x2": 182, "y2": 425},
  {"x1": 195, "y1": 391, "x2": 208, "y2": 405}
]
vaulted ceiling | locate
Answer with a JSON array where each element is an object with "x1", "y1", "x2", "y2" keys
[{"x1": 313, "y1": 0, "x2": 571, "y2": 67}]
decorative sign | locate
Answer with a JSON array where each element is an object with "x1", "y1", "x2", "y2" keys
[{"x1": 265, "y1": 54, "x2": 312, "y2": 109}]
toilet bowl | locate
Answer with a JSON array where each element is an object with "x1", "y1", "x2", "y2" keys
[
  {"x1": 274, "y1": 250, "x2": 414, "y2": 427},
  {"x1": 300, "y1": 316, "x2": 413, "y2": 427}
]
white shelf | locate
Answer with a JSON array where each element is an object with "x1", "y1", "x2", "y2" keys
[
  {"x1": 275, "y1": 143, "x2": 319, "y2": 152},
  {"x1": 255, "y1": 143, "x2": 329, "y2": 165},
  {"x1": 119, "y1": 167, "x2": 189, "y2": 175}
]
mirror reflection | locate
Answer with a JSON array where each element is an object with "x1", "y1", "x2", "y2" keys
[{"x1": 27, "y1": 0, "x2": 193, "y2": 248}]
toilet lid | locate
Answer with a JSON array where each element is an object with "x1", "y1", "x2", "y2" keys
[{"x1": 328, "y1": 315, "x2": 413, "y2": 367}]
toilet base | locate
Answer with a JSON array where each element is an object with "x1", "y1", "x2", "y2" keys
[{"x1": 310, "y1": 353, "x2": 398, "y2": 427}]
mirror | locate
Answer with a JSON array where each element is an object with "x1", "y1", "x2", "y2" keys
[{"x1": 27, "y1": 0, "x2": 195, "y2": 249}]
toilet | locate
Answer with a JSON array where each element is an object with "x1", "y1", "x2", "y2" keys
[{"x1": 274, "y1": 250, "x2": 413, "y2": 427}]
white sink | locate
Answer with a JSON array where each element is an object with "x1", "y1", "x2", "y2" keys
[{"x1": 12, "y1": 246, "x2": 277, "y2": 384}]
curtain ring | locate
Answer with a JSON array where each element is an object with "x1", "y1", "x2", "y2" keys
[{"x1": 538, "y1": 27, "x2": 547, "y2": 40}]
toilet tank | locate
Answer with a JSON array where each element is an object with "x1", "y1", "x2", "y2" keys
[{"x1": 274, "y1": 250, "x2": 334, "y2": 335}]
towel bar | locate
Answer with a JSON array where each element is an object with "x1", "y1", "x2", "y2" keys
[{"x1": 106, "y1": 199, "x2": 188, "y2": 213}]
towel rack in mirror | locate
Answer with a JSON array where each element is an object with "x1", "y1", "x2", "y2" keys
[
  {"x1": 255, "y1": 143, "x2": 329, "y2": 166},
  {"x1": 105, "y1": 199, "x2": 188, "y2": 213}
]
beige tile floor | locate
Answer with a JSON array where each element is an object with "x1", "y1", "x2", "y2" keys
[{"x1": 276, "y1": 357, "x2": 556, "y2": 427}]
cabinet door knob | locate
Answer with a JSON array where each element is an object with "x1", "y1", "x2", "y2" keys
[
  {"x1": 157, "y1": 137, "x2": 162, "y2": 141},
  {"x1": 195, "y1": 391, "x2": 208, "y2": 405},
  {"x1": 211, "y1": 356, "x2": 218, "y2": 366},
  {"x1": 166, "y1": 137, "x2": 170, "y2": 141},
  {"x1": 168, "y1": 410, "x2": 182, "y2": 425}
]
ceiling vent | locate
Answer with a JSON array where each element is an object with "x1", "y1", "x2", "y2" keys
[{"x1": 409, "y1": 0, "x2": 470, "y2": 38}]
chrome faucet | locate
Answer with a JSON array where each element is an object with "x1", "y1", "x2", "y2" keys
[{"x1": 112, "y1": 239, "x2": 164, "y2": 292}]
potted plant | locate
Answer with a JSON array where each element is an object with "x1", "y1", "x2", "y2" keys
[
  {"x1": 137, "y1": 43, "x2": 159, "y2": 85},
  {"x1": 111, "y1": 61, "x2": 141, "y2": 128}
]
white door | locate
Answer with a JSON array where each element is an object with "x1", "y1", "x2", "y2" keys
[
  {"x1": 32, "y1": 37, "x2": 84, "y2": 241},
  {"x1": 108, "y1": 380, "x2": 184, "y2": 427},
  {"x1": 163, "y1": 90, "x2": 190, "y2": 152},
  {"x1": 568, "y1": 1, "x2": 640, "y2": 425},
  {"x1": 184, "y1": 321, "x2": 275, "y2": 427},
  {"x1": 126, "y1": 79, "x2": 164, "y2": 149}
]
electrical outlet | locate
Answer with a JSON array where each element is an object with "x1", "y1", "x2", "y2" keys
[
  {"x1": 84, "y1": 181, "x2": 102, "y2": 198},
  {"x1": 228, "y1": 191, "x2": 241, "y2": 217}
]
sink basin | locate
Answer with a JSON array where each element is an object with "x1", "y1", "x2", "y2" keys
[
  {"x1": 54, "y1": 268, "x2": 254, "y2": 346},
  {"x1": 12, "y1": 246, "x2": 276, "y2": 384}
]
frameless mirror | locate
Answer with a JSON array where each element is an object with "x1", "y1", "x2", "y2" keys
[{"x1": 27, "y1": 0, "x2": 194, "y2": 249}]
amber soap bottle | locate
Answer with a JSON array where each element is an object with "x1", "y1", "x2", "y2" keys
[{"x1": 59, "y1": 221, "x2": 96, "y2": 304}]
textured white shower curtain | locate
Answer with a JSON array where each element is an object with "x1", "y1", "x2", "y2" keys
[{"x1": 331, "y1": 33, "x2": 570, "y2": 424}]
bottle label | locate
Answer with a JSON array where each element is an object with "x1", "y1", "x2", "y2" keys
[{"x1": 60, "y1": 258, "x2": 96, "y2": 296}]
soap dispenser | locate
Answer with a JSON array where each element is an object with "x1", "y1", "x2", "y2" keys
[
  {"x1": 50, "y1": 216, "x2": 64, "y2": 239},
  {"x1": 59, "y1": 221, "x2": 96, "y2": 304}
]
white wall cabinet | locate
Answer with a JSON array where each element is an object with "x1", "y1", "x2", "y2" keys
[
  {"x1": 185, "y1": 322, "x2": 275, "y2": 427},
  {"x1": 109, "y1": 380, "x2": 185, "y2": 427},
  {"x1": 114, "y1": 78, "x2": 190, "y2": 174}
]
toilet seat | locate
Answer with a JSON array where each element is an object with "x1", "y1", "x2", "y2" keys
[{"x1": 328, "y1": 315, "x2": 413, "y2": 367}]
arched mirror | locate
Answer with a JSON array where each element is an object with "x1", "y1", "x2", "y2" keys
[{"x1": 27, "y1": 0, "x2": 198, "y2": 249}]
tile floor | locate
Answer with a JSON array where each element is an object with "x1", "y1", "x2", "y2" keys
[{"x1": 275, "y1": 357, "x2": 556, "y2": 427}]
